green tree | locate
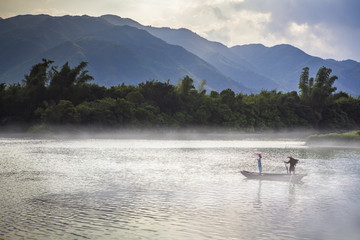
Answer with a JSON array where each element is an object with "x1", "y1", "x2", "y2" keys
[
  {"x1": 176, "y1": 75, "x2": 195, "y2": 96},
  {"x1": 107, "y1": 84, "x2": 137, "y2": 99},
  {"x1": 298, "y1": 67, "x2": 313, "y2": 104},
  {"x1": 3, "y1": 58, "x2": 359, "y2": 131},
  {"x1": 1, "y1": 84, "x2": 25, "y2": 120},
  {"x1": 311, "y1": 66, "x2": 337, "y2": 110},
  {"x1": 298, "y1": 66, "x2": 339, "y2": 128},
  {"x1": 23, "y1": 59, "x2": 54, "y2": 89},
  {"x1": 75, "y1": 98, "x2": 116, "y2": 125},
  {"x1": 126, "y1": 91, "x2": 145, "y2": 106},
  {"x1": 197, "y1": 80, "x2": 207, "y2": 95},
  {"x1": 210, "y1": 91, "x2": 220, "y2": 98},
  {"x1": 75, "y1": 98, "x2": 134, "y2": 125},
  {"x1": 138, "y1": 80, "x2": 179, "y2": 114},
  {"x1": 40, "y1": 100, "x2": 77, "y2": 124},
  {"x1": 22, "y1": 59, "x2": 54, "y2": 120},
  {"x1": 134, "y1": 103, "x2": 161, "y2": 126},
  {"x1": 114, "y1": 98, "x2": 135, "y2": 124},
  {"x1": 0, "y1": 83, "x2": 6, "y2": 120},
  {"x1": 49, "y1": 62, "x2": 93, "y2": 102},
  {"x1": 71, "y1": 83, "x2": 107, "y2": 105},
  {"x1": 220, "y1": 89, "x2": 236, "y2": 110}
]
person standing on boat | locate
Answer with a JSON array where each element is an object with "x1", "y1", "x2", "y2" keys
[
  {"x1": 284, "y1": 157, "x2": 299, "y2": 174},
  {"x1": 257, "y1": 154, "x2": 262, "y2": 174}
]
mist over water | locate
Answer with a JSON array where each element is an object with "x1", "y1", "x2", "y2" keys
[{"x1": 0, "y1": 133, "x2": 359, "y2": 240}]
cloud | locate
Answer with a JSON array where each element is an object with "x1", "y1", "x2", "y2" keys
[
  {"x1": 165, "y1": 0, "x2": 360, "y2": 61},
  {"x1": 165, "y1": 1, "x2": 271, "y2": 46}
]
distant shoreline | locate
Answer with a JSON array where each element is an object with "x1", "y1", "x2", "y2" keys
[
  {"x1": 0, "y1": 124, "x2": 316, "y2": 140},
  {"x1": 2, "y1": 124, "x2": 360, "y2": 144},
  {"x1": 305, "y1": 130, "x2": 360, "y2": 148}
]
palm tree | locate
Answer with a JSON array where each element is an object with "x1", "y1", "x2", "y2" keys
[{"x1": 49, "y1": 61, "x2": 93, "y2": 102}]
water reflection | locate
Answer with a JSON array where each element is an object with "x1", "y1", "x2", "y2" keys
[{"x1": 255, "y1": 180, "x2": 262, "y2": 208}]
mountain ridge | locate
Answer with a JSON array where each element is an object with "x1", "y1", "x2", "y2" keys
[
  {"x1": 0, "y1": 14, "x2": 248, "y2": 92},
  {"x1": 100, "y1": 14, "x2": 360, "y2": 95},
  {"x1": 0, "y1": 14, "x2": 359, "y2": 95}
]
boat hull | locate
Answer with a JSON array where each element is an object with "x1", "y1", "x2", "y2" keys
[{"x1": 241, "y1": 170, "x2": 306, "y2": 182}]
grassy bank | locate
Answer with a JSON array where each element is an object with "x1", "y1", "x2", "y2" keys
[{"x1": 306, "y1": 130, "x2": 360, "y2": 147}]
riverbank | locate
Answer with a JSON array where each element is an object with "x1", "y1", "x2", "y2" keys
[
  {"x1": 0, "y1": 124, "x2": 316, "y2": 141},
  {"x1": 305, "y1": 130, "x2": 360, "y2": 148}
]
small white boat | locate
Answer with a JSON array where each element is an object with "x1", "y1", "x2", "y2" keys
[{"x1": 241, "y1": 170, "x2": 307, "y2": 183}]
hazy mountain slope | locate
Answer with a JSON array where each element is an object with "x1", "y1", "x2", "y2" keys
[
  {"x1": 231, "y1": 44, "x2": 360, "y2": 94},
  {"x1": 100, "y1": 14, "x2": 143, "y2": 29},
  {"x1": 0, "y1": 14, "x2": 359, "y2": 95},
  {"x1": 100, "y1": 15, "x2": 360, "y2": 95},
  {"x1": 0, "y1": 14, "x2": 114, "y2": 84},
  {"x1": 149, "y1": 27, "x2": 277, "y2": 90},
  {"x1": 0, "y1": 15, "x2": 248, "y2": 92},
  {"x1": 100, "y1": 15, "x2": 278, "y2": 91},
  {"x1": 73, "y1": 26, "x2": 248, "y2": 91}
]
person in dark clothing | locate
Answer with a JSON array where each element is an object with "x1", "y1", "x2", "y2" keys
[
  {"x1": 257, "y1": 154, "x2": 262, "y2": 174},
  {"x1": 284, "y1": 157, "x2": 299, "y2": 174}
]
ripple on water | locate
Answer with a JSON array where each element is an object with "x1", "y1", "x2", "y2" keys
[{"x1": 0, "y1": 138, "x2": 359, "y2": 240}]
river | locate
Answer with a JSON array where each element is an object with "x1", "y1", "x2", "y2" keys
[{"x1": 0, "y1": 133, "x2": 359, "y2": 239}]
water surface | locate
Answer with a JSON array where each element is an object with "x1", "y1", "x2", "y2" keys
[{"x1": 0, "y1": 136, "x2": 359, "y2": 239}]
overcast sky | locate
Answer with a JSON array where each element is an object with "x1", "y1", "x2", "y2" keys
[{"x1": 1, "y1": 0, "x2": 359, "y2": 61}]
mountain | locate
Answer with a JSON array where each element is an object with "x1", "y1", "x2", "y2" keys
[
  {"x1": 101, "y1": 15, "x2": 278, "y2": 91},
  {"x1": 100, "y1": 14, "x2": 360, "y2": 95},
  {"x1": 1, "y1": 14, "x2": 359, "y2": 95},
  {"x1": 230, "y1": 44, "x2": 360, "y2": 94},
  {"x1": 0, "y1": 14, "x2": 247, "y2": 92}
]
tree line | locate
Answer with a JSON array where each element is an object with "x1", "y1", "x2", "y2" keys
[{"x1": 0, "y1": 59, "x2": 359, "y2": 131}]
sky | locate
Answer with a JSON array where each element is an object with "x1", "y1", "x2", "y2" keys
[{"x1": 1, "y1": 0, "x2": 359, "y2": 61}]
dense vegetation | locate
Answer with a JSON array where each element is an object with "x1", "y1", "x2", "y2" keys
[{"x1": 0, "y1": 60, "x2": 359, "y2": 132}]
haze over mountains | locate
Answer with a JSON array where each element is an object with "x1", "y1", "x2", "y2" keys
[{"x1": 1, "y1": 14, "x2": 359, "y2": 95}]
